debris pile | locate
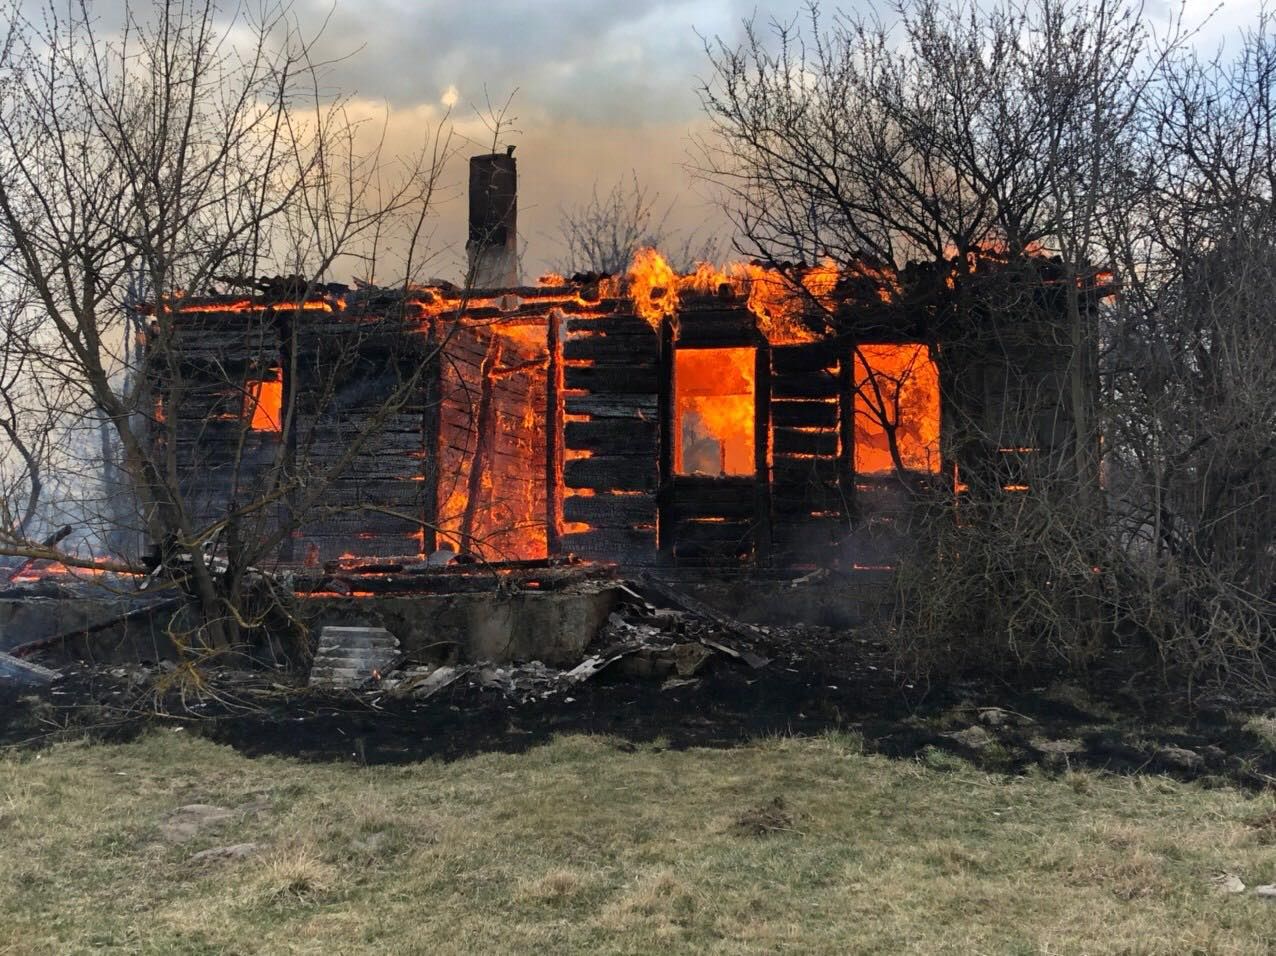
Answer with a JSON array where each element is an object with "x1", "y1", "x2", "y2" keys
[{"x1": 354, "y1": 577, "x2": 771, "y2": 703}]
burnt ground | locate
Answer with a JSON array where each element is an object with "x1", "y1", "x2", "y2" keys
[{"x1": 2, "y1": 628, "x2": 1275, "y2": 789}]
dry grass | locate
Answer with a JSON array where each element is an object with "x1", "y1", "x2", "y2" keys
[{"x1": 1, "y1": 729, "x2": 1274, "y2": 954}]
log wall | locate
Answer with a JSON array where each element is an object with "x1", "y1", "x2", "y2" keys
[
  {"x1": 159, "y1": 308, "x2": 288, "y2": 554},
  {"x1": 560, "y1": 304, "x2": 660, "y2": 563},
  {"x1": 290, "y1": 314, "x2": 432, "y2": 563}
]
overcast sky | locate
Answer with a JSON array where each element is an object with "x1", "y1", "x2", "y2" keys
[
  {"x1": 38, "y1": 0, "x2": 1267, "y2": 280},
  {"x1": 294, "y1": 0, "x2": 1259, "y2": 280},
  {"x1": 288, "y1": 0, "x2": 828, "y2": 278}
]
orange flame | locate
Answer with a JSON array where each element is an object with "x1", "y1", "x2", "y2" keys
[
  {"x1": 853, "y1": 344, "x2": 941, "y2": 475},
  {"x1": 627, "y1": 248, "x2": 678, "y2": 327},
  {"x1": 244, "y1": 372, "x2": 283, "y2": 432},
  {"x1": 675, "y1": 348, "x2": 756, "y2": 476}
]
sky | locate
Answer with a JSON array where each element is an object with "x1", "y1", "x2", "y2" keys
[
  {"x1": 22, "y1": 0, "x2": 1268, "y2": 280},
  {"x1": 285, "y1": 0, "x2": 1265, "y2": 281},
  {"x1": 290, "y1": 0, "x2": 821, "y2": 279}
]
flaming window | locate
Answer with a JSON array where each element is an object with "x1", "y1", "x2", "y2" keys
[
  {"x1": 243, "y1": 368, "x2": 283, "y2": 432},
  {"x1": 853, "y1": 344, "x2": 940, "y2": 475},
  {"x1": 674, "y1": 347, "x2": 756, "y2": 476}
]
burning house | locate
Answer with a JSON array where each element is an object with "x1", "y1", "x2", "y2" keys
[{"x1": 146, "y1": 153, "x2": 1113, "y2": 576}]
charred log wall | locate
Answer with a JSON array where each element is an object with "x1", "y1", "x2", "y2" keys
[
  {"x1": 436, "y1": 323, "x2": 549, "y2": 559},
  {"x1": 289, "y1": 313, "x2": 433, "y2": 563},
  {"x1": 561, "y1": 304, "x2": 660, "y2": 563},
  {"x1": 157, "y1": 308, "x2": 287, "y2": 551},
  {"x1": 768, "y1": 342, "x2": 849, "y2": 566}
]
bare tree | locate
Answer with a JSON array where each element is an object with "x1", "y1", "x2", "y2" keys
[
  {"x1": 0, "y1": 0, "x2": 455, "y2": 651},
  {"x1": 696, "y1": 0, "x2": 1275, "y2": 685},
  {"x1": 554, "y1": 173, "x2": 723, "y2": 275}
]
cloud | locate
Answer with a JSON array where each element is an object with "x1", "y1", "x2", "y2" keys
[{"x1": 294, "y1": 0, "x2": 814, "y2": 125}]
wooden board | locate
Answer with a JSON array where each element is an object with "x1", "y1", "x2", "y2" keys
[
  {"x1": 563, "y1": 364, "x2": 659, "y2": 394},
  {"x1": 770, "y1": 371, "x2": 839, "y2": 399},
  {"x1": 562, "y1": 493, "x2": 657, "y2": 527},
  {"x1": 770, "y1": 400, "x2": 839, "y2": 428},
  {"x1": 563, "y1": 395, "x2": 657, "y2": 420},
  {"x1": 564, "y1": 419, "x2": 658, "y2": 456},
  {"x1": 772, "y1": 427, "x2": 839, "y2": 457},
  {"x1": 563, "y1": 456, "x2": 658, "y2": 492}
]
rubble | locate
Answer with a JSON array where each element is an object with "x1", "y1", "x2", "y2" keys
[
  {"x1": 356, "y1": 580, "x2": 772, "y2": 703},
  {"x1": 0, "y1": 650, "x2": 59, "y2": 688}
]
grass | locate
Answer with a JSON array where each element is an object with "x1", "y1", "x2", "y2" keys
[{"x1": 1, "y1": 729, "x2": 1274, "y2": 954}]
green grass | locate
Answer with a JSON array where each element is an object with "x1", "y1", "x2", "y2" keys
[{"x1": 1, "y1": 729, "x2": 1274, "y2": 954}]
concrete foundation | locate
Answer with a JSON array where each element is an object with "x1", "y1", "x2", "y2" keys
[
  {"x1": 295, "y1": 587, "x2": 621, "y2": 666},
  {"x1": 0, "y1": 596, "x2": 174, "y2": 661}
]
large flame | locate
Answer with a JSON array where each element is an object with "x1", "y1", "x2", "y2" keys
[
  {"x1": 675, "y1": 348, "x2": 756, "y2": 476},
  {"x1": 628, "y1": 248, "x2": 679, "y2": 327},
  {"x1": 853, "y1": 344, "x2": 941, "y2": 475}
]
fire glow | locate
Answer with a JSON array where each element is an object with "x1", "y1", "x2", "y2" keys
[
  {"x1": 675, "y1": 348, "x2": 756, "y2": 476},
  {"x1": 244, "y1": 370, "x2": 283, "y2": 432},
  {"x1": 853, "y1": 344, "x2": 941, "y2": 475}
]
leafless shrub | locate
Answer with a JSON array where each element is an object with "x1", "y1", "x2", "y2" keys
[{"x1": 700, "y1": 0, "x2": 1274, "y2": 688}]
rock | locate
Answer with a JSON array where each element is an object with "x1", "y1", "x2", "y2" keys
[
  {"x1": 1156, "y1": 745, "x2": 1204, "y2": 771},
  {"x1": 944, "y1": 725, "x2": 995, "y2": 750},
  {"x1": 189, "y1": 842, "x2": 261, "y2": 865},
  {"x1": 1254, "y1": 884, "x2": 1276, "y2": 900},
  {"x1": 1032, "y1": 737, "x2": 1084, "y2": 755},
  {"x1": 673, "y1": 642, "x2": 714, "y2": 677},
  {"x1": 1210, "y1": 872, "x2": 1247, "y2": 894},
  {"x1": 160, "y1": 804, "x2": 236, "y2": 843}
]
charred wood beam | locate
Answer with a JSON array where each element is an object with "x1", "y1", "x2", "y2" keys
[
  {"x1": 459, "y1": 337, "x2": 502, "y2": 548},
  {"x1": 5, "y1": 525, "x2": 73, "y2": 581},
  {"x1": 754, "y1": 344, "x2": 773, "y2": 566},
  {"x1": 657, "y1": 317, "x2": 675, "y2": 565},
  {"x1": 637, "y1": 574, "x2": 769, "y2": 668},
  {"x1": 546, "y1": 311, "x2": 563, "y2": 554}
]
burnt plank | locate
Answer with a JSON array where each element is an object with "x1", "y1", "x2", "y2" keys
[
  {"x1": 296, "y1": 513, "x2": 425, "y2": 535},
  {"x1": 770, "y1": 371, "x2": 839, "y2": 399},
  {"x1": 563, "y1": 395, "x2": 657, "y2": 419},
  {"x1": 564, "y1": 419, "x2": 658, "y2": 456},
  {"x1": 563, "y1": 336, "x2": 661, "y2": 362},
  {"x1": 565, "y1": 315, "x2": 655, "y2": 337},
  {"x1": 564, "y1": 455, "x2": 657, "y2": 492},
  {"x1": 564, "y1": 364, "x2": 658, "y2": 394},
  {"x1": 560, "y1": 527, "x2": 657, "y2": 560},
  {"x1": 673, "y1": 519, "x2": 755, "y2": 551},
  {"x1": 770, "y1": 400, "x2": 839, "y2": 428},
  {"x1": 562, "y1": 492, "x2": 657, "y2": 527},
  {"x1": 773, "y1": 427, "x2": 839, "y2": 456},
  {"x1": 771, "y1": 344, "x2": 838, "y2": 374},
  {"x1": 671, "y1": 498, "x2": 755, "y2": 522}
]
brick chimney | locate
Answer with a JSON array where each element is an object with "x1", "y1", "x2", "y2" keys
[{"x1": 466, "y1": 149, "x2": 519, "y2": 288}]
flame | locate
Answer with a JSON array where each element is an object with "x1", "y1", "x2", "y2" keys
[
  {"x1": 627, "y1": 248, "x2": 678, "y2": 327},
  {"x1": 9, "y1": 557, "x2": 139, "y2": 582},
  {"x1": 675, "y1": 348, "x2": 756, "y2": 476},
  {"x1": 739, "y1": 265, "x2": 818, "y2": 345},
  {"x1": 853, "y1": 344, "x2": 941, "y2": 476},
  {"x1": 244, "y1": 371, "x2": 283, "y2": 432},
  {"x1": 171, "y1": 298, "x2": 339, "y2": 314}
]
